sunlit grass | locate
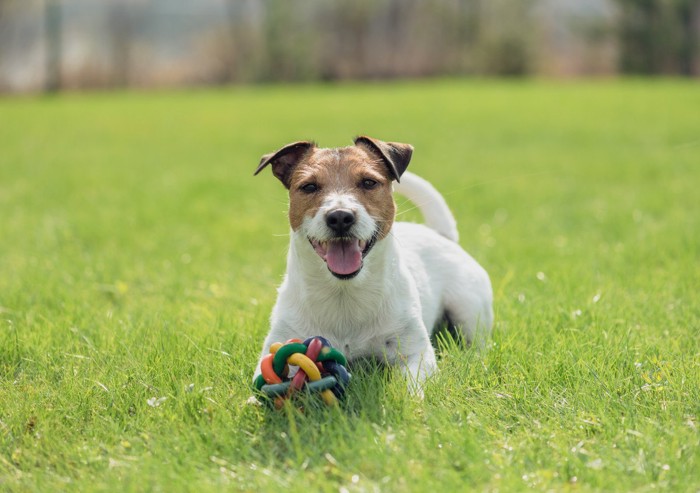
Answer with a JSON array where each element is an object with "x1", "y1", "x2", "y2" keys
[{"x1": 1, "y1": 79, "x2": 699, "y2": 491}]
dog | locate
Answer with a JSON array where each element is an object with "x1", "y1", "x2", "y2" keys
[{"x1": 253, "y1": 136, "x2": 493, "y2": 394}]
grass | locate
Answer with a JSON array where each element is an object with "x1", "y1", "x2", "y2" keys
[{"x1": 0, "y1": 79, "x2": 698, "y2": 492}]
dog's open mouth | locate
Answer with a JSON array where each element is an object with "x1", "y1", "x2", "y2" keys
[{"x1": 310, "y1": 234, "x2": 377, "y2": 279}]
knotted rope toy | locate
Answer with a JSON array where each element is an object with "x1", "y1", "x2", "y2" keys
[{"x1": 253, "y1": 336, "x2": 351, "y2": 408}]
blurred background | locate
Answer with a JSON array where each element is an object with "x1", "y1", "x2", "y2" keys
[{"x1": 1, "y1": 0, "x2": 698, "y2": 93}]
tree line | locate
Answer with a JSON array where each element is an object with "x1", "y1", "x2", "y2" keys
[{"x1": 0, "y1": 0, "x2": 697, "y2": 92}]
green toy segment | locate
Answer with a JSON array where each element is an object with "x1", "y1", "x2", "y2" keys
[
  {"x1": 262, "y1": 376, "x2": 338, "y2": 397},
  {"x1": 272, "y1": 342, "x2": 308, "y2": 375},
  {"x1": 253, "y1": 374, "x2": 266, "y2": 391},
  {"x1": 316, "y1": 346, "x2": 347, "y2": 366}
]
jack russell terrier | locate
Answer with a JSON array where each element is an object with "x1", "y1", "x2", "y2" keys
[{"x1": 253, "y1": 136, "x2": 493, "y2": 393}]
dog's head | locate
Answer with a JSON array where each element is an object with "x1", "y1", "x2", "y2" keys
[{"x1": 255, "y1": 136, "x2": 413, "y2": 280}]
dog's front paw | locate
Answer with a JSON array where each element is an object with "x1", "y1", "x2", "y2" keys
[{"x1": 400, "y1": 352, "x2": 438, "y2": 399}]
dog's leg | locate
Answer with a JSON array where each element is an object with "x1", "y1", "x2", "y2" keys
[
  {"x1": 400, "y1": 349, "x2": 437, "y2": 397},
  {"x1": 251, "y1": 320, "x2": 297, "y2": 383},
  {"x1": 442, "y1": 259, "x2": 494, "y2": 349},
  {"x1": 444, "y1": 295, "x2": 493, "y2": 350},
  {"x1": 396, "y1": 327, "x2": 438, "y2": 397}
]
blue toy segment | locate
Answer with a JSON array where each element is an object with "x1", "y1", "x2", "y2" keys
[
  {"x1": 322, "y1": 360, "x2": 351, "y2": 397},
  {"x1": 303, "y1": 335, "x2": 332, "y2": 348}
]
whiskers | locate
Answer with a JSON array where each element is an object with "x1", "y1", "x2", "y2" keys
[{"x1": 369, "y1": 216, "x2": 405, "y2": 248}]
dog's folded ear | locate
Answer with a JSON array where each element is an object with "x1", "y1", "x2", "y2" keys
[
  {"x1": 354, "y1": 136, "x2": 413, "y2": 183},
  {"x1": 254, "y1": 141, "x2": 315, "y2": 188}
]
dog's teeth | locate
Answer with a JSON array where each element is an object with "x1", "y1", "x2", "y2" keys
[{"x1": 359, "y1": 240, "x2": 367, "y2": 249}]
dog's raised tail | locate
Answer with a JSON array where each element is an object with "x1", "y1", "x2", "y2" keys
[{"x1": 393, "y1": 171, "x2": 459, "y2": 242}]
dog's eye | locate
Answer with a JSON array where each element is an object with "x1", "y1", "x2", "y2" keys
[
  {"x1": 301, "y1": 183, "x2": 319, "y2": 193},
  {"x1": 361, "y1": 179, "x2": 378, "y2": 190}
]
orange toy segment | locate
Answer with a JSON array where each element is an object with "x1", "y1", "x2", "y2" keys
[{"x1": 261, "y1": 354, "x2": 283, "y2": 385}]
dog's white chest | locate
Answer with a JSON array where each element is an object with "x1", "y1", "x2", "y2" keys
[
  {"x1": 275, "y1": 284, "x2": 406, "y2": 362},
  {"x1": 321, "y1": 322, "x2": 402, "y2": 362}
]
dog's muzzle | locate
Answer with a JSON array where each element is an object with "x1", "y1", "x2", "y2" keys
[{"x1": 309, "y1": 231, "x2": 378, "y2": 280}]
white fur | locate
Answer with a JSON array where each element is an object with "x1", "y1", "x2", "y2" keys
[{"x1": 255, "y1": 171, "x2": 493, "y2": 393}]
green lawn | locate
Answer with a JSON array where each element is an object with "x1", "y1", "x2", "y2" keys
[{"x1": 1, "y1": 80, "x2": 698, "y2": 492}]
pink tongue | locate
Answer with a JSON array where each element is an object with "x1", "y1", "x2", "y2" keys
[{"x1": 326, "y1": 239, "x2": 362, "y2": 275}]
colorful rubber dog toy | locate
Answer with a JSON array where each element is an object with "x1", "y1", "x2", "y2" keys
[{"x1": 253, "y1": 336, "x2": 351, "y2": 408}]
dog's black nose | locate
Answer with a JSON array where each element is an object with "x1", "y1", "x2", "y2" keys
[{"x1": 326, "y1": 209, "x2": 355, "y2": 235}]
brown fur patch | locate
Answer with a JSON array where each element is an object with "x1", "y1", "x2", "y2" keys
[{"x1": 288, "y1": 146, "x2": 396, "y2": 238}]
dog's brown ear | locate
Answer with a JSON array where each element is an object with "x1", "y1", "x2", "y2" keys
[
  {"x1": 354, "y1": 136, "x2": 413, "y2": 183},
  {"x1": 254, "y1": 141, "x2": 315, "y2": 188}
]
